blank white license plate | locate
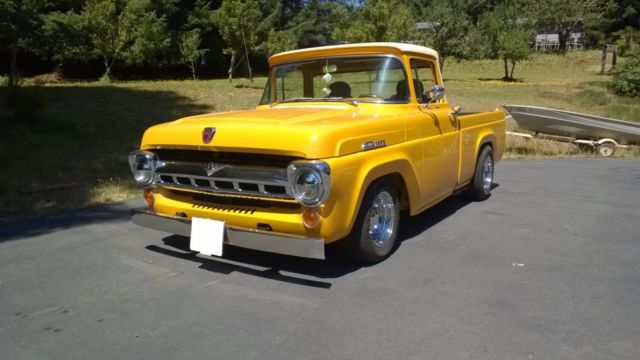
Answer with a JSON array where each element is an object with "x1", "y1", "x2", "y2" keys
[{"x1": 190, "y1": 217, "x2": 225, "y2": 257}]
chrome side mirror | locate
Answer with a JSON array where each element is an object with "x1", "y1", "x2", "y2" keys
[{"x1": 428, "y1": 85, "x2": 445, "y2": 104}]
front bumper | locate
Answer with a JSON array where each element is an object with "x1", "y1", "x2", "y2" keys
[{"x1": 131, "y1": 208, "x2": 325, "y2": 259}]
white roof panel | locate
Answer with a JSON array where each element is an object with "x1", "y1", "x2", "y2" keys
[{"x1": 270, "y1": 42, "x2": 439, "y2": 63}]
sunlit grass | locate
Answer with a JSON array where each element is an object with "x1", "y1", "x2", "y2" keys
[{"x1": 444, "y1": 51, "x2": 640, "y2": 122}]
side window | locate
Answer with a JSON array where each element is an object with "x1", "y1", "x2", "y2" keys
[{"x1": 410, "y1": 59, "x2": 437, "y2": 103}]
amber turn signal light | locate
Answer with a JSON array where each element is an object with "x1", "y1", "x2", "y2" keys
[
  {"x1": 302, "y1": 208, "x2": 321, "y2": 229},
  {"x1": 143, "y1": 188, "x2": 154, "y2": 207}
]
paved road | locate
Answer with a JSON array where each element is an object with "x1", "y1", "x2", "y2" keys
[{"x1": 1, "y1": 159, "x2": 639, "y2": 360}]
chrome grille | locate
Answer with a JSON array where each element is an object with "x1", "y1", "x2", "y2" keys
[{"x1": 154, "y1": 161, "x2": 293, "y2": 199}]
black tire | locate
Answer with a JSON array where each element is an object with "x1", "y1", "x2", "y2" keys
[
  {"x1": 467, "y1": 146, "x2": 494, "y2": 201},
  {"x1": 342, "y1": 178, "x2": 401, "y2": 263}
]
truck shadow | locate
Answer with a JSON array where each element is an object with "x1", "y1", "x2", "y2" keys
[{"x1": 145, "y1": 187, "x2": 495, "y2": 288}]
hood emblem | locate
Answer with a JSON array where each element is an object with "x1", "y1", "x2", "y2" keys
[{"x1": 202, "y1": 127, "x2": 216, "y2": 144}]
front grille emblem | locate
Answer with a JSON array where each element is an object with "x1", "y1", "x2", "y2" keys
[{"x1": 202, "y1": 127, "x2": 216, "y2": 144}]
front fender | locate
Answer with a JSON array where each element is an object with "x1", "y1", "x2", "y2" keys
[{"x1": 320, "y1": 145, "x2": 422, "y2": 243}]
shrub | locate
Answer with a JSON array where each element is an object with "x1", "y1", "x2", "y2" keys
[
  {"x1": 612, "y1": 50, "x2": 640, "y2": 97},
  {"x1": 33, "y1": 70, "x2": 64, "y2": 86}
]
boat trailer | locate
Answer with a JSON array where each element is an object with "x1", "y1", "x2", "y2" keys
[{"x1": 506, "y1": 131, "x2": 632, "y2": 157}]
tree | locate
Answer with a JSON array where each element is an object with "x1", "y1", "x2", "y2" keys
[
  {"x1": 415, "y1": 0, "x2": 471, "y2": 70},
  {"x1": 478, "y1": 2, "x2": 534, "y2": 81},
  {"x1": 263, "y1": 29, "x2": 298, "y2": 56},
  {"x1": 176, "y1": 0, "x2": 215, "y2": 79},
  {"x1": 38, "y1": 10, "x2": 91, "y2": 70},
  {"x1": 585, "y1": 0, "x2": 640, "y2": 56},
  {"x1": 213, "y1": 0, "x2": 262, "y2": 82},
  {"x1": 179, "y1": 29, "x2": 208, "y2": 80},
  {"x1": 79, "y1": 0, "x2": 171, "y2": 80},
  {"x1": 332, "y1": 0, "x2": 417, "y2": 43},
  {"x1": 0, "y1": 0, "x2": 51, "y2": 87}
]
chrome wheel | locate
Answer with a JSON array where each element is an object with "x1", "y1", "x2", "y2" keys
[
  {"x1": 481, "y1": 155, "x2": 493, "y2": 192},
  {"x1": 367, "y1": 190, "x2": 396, "y2": 247}
]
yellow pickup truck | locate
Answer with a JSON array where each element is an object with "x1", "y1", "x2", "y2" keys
[{"x1": 130, "y1": 42, "x2": 505, "y2": 263}]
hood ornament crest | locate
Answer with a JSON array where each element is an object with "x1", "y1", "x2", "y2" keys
[{"x1": 202, "y1": 127, "x2": 216, "y2": 144}]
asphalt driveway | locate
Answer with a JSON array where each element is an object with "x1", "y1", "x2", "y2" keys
[{"x1": 1, "y1": 158, "x2": 639, "y2": 360}]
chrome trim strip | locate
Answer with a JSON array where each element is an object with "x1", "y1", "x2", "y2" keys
[{"x1": 131, "y1": 208, "x2": 326, "y2": 260}]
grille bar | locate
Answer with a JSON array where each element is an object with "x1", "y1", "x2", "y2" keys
[{"x1": 154, "y1": 161, "x2": 293, "y2": 199}]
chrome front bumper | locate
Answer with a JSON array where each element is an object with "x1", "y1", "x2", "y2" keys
[{"x1": 131, "y1": 208, "x2": 325, "y2": 259}]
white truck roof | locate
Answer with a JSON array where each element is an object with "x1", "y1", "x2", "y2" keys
[{"x1": 270, "y1": 42, "x2": 439, "y2": 63}]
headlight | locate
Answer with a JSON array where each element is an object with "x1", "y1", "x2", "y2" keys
[
  {"x1": 287, "y1": 161, "x2": 331, "y2": 207},
  {"x1": 128, "y1": 150, "x2": 156, "y2": 186}
]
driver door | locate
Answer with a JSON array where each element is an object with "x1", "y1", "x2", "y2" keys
[{"x1": 411, "y1": 58, "x2": 460, "y2": 203}]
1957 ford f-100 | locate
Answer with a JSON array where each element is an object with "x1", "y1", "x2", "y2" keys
[{"x1": 129, "y1": 42, "x2": 505, "y2": 263}]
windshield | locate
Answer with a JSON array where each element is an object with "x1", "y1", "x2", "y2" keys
[{"x1": 260, "y1": 56, "x2": 409, "y2": 105}]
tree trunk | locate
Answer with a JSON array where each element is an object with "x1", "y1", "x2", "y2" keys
[
  {"x1": 8, "y1": 40, "x2": 19, "y2": 88},
  {"x1": 503, "y1": 57, "x2": 509, "y2": 80},
  {"x1": 558, "y1": 26, "x2": 570, "y2": 53},
  {"x1": 510, "y1": 61, "x2": 516, "y2": 80},
  {"x1": 227, "y1": 51, "x2": 235, "y2": 83},
  {"x1": 190, "y1": 61, "x2": 197, "y2": 80},
  {"x1": 102, "y1": 57, "x2": 113, "y2": 80}
]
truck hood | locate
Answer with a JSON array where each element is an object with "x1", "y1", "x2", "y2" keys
[{"x1": 140, "y1": 105, "x2": 408, "y2": 159}]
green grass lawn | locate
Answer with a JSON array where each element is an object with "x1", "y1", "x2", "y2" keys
[{"x1": 0, "y1": 50, "x2": 638, "y2": 220}]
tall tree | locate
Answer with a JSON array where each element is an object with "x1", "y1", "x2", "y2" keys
[
  {"x1": 177, "y1": 0, "x2": 215, "y2": 79},
  {"x1": 0, "y1": 0, "x2": 51, "y2": 87},
  {"x1": 179, "y1": 29, "x2": 208, "y2": 80},
  {"x1": 213, "y1": 0, "x2": 262, "y2": 82},
  {"x1": 477, "y1": 1, "x2": 534, "y2": 81}
]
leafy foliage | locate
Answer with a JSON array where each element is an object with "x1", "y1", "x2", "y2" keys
[
  {"x1": 332, "y1": 0, "x2": 417, "y2": 43},
  {"x1": 612, "y1": 50, "x2": 640, "y2": 96},
  {"x1": 0, "y1": 0, "x2": 52, "y2": 86},
  {"x1": 81, "y1": 0, "x2": 171, "y2": 79},
  {"x1": 415, "y1": 0, "x2": 470, "y2": 69},
  {"x1": 0, "y1": 0, "x2": 639, "y2": 82},
  {"x1": 179, "y1": 29, "x2": 208, "y2": 80}
]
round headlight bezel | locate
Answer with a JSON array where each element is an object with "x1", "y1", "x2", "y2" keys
[
  {"x1": 287, "y1": 161, "x2": 331, "y2": 207},
  {"x1": 128, "y1": 150, "x2": 157, "y2": 186}
]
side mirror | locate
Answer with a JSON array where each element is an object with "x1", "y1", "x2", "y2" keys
[{"x1": 428, "y1": 85, "x2": 445, "y2": 104}]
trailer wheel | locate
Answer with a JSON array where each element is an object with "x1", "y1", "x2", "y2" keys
[{"x1": 597, "y1": 142, "x2": 615, "y2": 157}]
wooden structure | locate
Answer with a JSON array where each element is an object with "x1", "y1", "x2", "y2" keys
[{"x1": 600, "y1": 44, "x2": 617, "y2": 74}]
